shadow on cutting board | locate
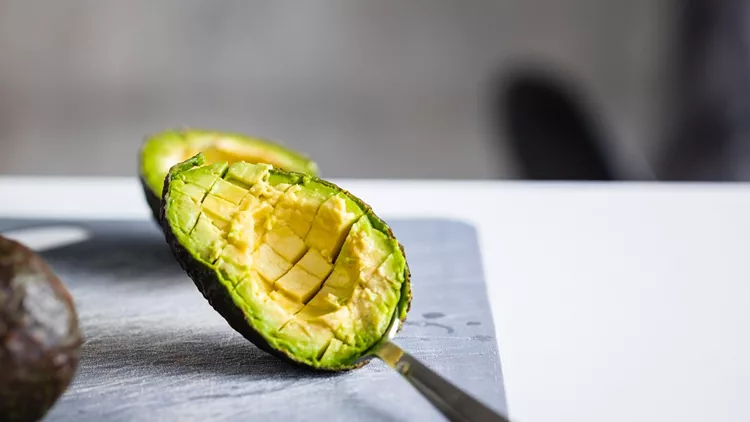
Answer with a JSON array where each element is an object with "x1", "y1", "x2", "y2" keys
[
  {"x1": 0, "y1": 220, "x2": 185, "y2": 285},
  {"x1": 40, "y1": 234, "x2": 184, "y2": 285},
  {"x1": 81, "y1": 330, "x2": 337, "y2": 383}
]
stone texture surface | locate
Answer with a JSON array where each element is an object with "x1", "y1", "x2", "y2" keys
[{"x1": 0, "y1": 218, "x2": 505, "y2": 421}]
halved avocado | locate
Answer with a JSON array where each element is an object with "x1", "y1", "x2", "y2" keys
[
  {"x1": 0, "y1": 235, "x2": 83, "y2": 422},
  {"x1": 160, "y1": 154, "x2": 411, "y2": 370},
  {"x1": 139, "y1": 128, "x2": 319, "y2": 222}
]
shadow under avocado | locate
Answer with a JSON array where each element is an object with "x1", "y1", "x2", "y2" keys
[
  {"x1": 38, "y1": 222, "x2": 185, "y2": 286},
  {"x1": 77, "y1": 330, "x2": 342, "y2": 383}
]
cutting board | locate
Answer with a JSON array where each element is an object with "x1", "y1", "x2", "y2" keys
[{"x1": 0, "y1": 217, "x2": 506, "y2": 421}]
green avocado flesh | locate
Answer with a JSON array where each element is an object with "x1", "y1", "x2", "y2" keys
[
  {"x1": 163, "y1": 154, "x2": 410, "y2": 370},
  {"x1": 140, "y1": 128, "x2": 319, "y2": 205}
]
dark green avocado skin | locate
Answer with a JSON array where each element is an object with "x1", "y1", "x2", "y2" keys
[
  {"x1": 0, "y1": 236, "x2": 83, "y2": 422},
  {"x1": 158, "y1": 164, "x2": 412, "y2": 371},
  {"x1": 140, "y1": 175, "x2": 162, "y2": 223}
]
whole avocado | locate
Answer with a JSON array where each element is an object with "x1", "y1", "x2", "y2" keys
[{"x1": 0, "y1": 235, "x2": 83, "y2": 422}]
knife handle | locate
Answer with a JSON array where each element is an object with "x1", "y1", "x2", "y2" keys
[{"x1": 374, "y1": 341, "x2": 510, "y2": 422}]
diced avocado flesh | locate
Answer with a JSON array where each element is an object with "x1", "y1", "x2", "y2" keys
[
  {"x1": 140, "y1": 128, "x2": 319, "y2": 200},
  {"x1": 164, "y1": 154, "x2": 407, "y2": 369}
]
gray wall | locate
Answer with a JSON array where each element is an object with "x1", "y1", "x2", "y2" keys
[{"x1": 0, "y1": 1, "x2": 672, "y2": 179}]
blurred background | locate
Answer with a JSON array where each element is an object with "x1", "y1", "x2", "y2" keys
[{"x1": 0, "y1": 0, "x2": 748, "y2": 181}]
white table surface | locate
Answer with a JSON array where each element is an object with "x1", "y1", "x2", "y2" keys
[{"x1": 1, "y1": 176, "x2": 749, "y2": 422}]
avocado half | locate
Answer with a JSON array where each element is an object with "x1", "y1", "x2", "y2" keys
[
  {"x1": 0, "y1": 235, "x2": 83, "y2": 422},
  {"x1": 139, "y1": 128, "x2": 319, "y2": 222},
  {"x1": 159, "y1": 154, "x2": 411, "y2": 371}
]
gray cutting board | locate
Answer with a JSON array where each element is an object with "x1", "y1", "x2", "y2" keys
[{"x1": 0, "y1": 218, "x2": 506, "y2": 422}]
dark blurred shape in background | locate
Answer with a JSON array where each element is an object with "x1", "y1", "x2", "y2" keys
[
  {"x1": 494, "y1": 0, "x2": 750, "y2": 181},
  {"x1": 497, "y1": 66, "x2": 616, "y2": 181},
  {"x1": 656, "y1": 0, "x2": 750, "y2": 181},
  {"x1": 0, "y1": 1, "x2": 748, "y2": 181}
]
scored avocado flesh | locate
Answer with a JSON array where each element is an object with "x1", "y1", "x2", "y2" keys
[
  {"x1": 164, "y1": 155, "x2": 408, "y2": 369},
  {"x1": 140, "y1": 128, "x2": 319, "y2": 203}
]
